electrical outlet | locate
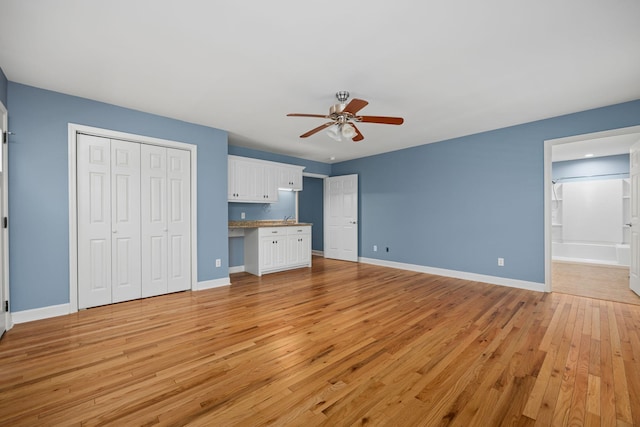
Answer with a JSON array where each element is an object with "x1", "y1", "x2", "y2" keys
[
  {"x1": 373, "y1": 245, "x2": 377, "y2": 252},
  {"x1": 215, "y1": 258, "x2": 221, "y2": 267},
  {"x1": 498, "y1": 257, "x2": 504, "y2": 267},
  {"x1": 241, "y1": 212, "x2": 246, "y2": 219}
]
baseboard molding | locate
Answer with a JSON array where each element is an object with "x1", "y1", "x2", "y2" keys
[
  {"x1": 229, "y1": 265, "x2": 245, "y2": 274},
  {"x1": 12, "y1": 303, "x2": 71, "y2": 324},
  {"x1": 194, "y1": 277, "x2": 231, "y2": 291},
  {"x1": 359, "y1": 257, "x2": 546, "y2": 293},
  {"x1": 312, "y1": 250, "x2": 324, "y2": 257}
]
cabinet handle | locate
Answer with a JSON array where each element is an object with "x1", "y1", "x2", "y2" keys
[{"x1": 272, "y1": 231, "x2": 277, "y2": 233}]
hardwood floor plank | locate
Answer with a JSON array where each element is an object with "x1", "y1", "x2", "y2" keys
[{"x1": 0, "y1": 257, "x2": 639, "y2": 426}]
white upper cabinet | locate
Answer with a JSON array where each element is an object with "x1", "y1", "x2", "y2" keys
[
  {"x1": 277, "y1": 165, "x2": 304, "y2": 191},
  {"x1": 228, "y1": 155, "x2": 305, "y2": 202}
]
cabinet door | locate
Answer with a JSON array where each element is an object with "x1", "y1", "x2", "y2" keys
[
  {"x1": 259, "y1": 236, "x2": 287, "y2": 272},
  {"x1": 273, "y1": 236, "x2": 287, "y2": 267},
  {"x1": 259, "y1": 237, "x2": 275, "y2": 270},
  {"x1": 235, "y1": 159, "x2": 260, "y2": 201},
  {"x1": 228, "y1": 157, "x2": 236, "y2": 200},
  {"x1": 263, "y1": 164, "x2": 278, "y2": 202},
  {"x1": 278, "y1": 166, "x2": 303, "y2": 191},
  {"x1": 298, "y1": 233, "x2": 311, "y2": 264}
]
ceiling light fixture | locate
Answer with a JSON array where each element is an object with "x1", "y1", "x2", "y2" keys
[
  {"x1": 584, "y1": 153, "x2": 594, "y2": 158},
  {"x1": 326, "y1": 124, "x2": 342, "y2": 141},
  {"x1": 326, "y1": 123, "x2": 357, "y2": 141}
]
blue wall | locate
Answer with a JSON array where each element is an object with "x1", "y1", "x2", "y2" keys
[
  {"x1": 299, "y1": 176, "x2": 324, "y2": 251},
  {"x1": 0, "y1": 67, "x2": 7, "y2": 107},
  {"x1": 7, "y1": 83, "x2": 229, "y2": 311},
  {"x1": 553, "y1": 154, "x2": 629, "y2": 182},
  {"x1": 332, "y1": 100, "x2": 640, "y2": 284}
]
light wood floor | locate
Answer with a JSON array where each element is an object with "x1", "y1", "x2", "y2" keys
[
  {"x1": 1, "y1": 257, "x2": 639, "y2": 426},
  {"x1": 552, "y1": 261, "x2": 640, "y2": 306}
]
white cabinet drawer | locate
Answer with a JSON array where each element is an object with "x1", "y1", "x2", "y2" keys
[
  {"x1": 287, "y1": 226, "x2": 311, "y2": 235},
  {"x1": 259, "y1": 227, "x2": 287, "y2": 237}
]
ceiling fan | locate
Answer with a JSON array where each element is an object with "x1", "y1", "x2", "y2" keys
[{"x1": 287, "y1": 91, "x2": 404, "y2": 142}]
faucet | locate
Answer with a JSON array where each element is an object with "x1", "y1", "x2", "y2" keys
[{"x1": 283, "y1": 215, "x2": 292, "y2": 224}]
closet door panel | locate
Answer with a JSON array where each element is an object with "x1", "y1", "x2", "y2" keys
[
  {"x1": 111, "y1": 140, "x2": 141, "y2": 303},
  {"x1": 167, "y1": 148, "x2": 191, "y2": 292},
  {"x1": 77, "y1": 134, "x2": 112, "y2": 309},
  {"x1": 141, "y1": 145, "x2": 168, "y2": 297}
]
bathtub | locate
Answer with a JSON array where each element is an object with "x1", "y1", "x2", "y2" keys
[{"x1": 552, "y1": 242, "x2": 630, "y2": 266}]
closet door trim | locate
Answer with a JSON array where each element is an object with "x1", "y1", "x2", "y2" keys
[{"x1": 68, "y1": 124, "x2": 198, "y2": 313}]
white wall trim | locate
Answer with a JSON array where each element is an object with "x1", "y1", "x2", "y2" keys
[
  {"x1": 194, "y1": 277, "x2": 231, "y2": 291},
  {"x1": 229, "y1": 266, "x2": 245, "y2": 274},
  {"x1": 359, "y1": 257, "x2": 545, "y2": 293},
  {"x1": 312, "y1": 250, "x2": 324, "y2": 257},
  {"x1": 543, "y1": 124, "x2": 640, "y2": 294},
  {"x1": 68, "y1": 123, "x2": 198, "y2": 313},
  {"x1": 12, "y1": 303, "x2": 71, "y2": 324}
]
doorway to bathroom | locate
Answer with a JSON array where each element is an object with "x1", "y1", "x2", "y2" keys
[{"x1": 545, "y1": 127, "x2": 640, "y2": 305}]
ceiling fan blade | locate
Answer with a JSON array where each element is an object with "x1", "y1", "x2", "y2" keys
[
  {"x1": 287, "y1": 113, "x2": 330, "y2": 118},
  {"x1": 343, "y1": 98, "x2": 369, "y2": 115},
  {"x1": 350, "y1": 123, "x2": 364, "y2": 142},
  {"x1": 358, "y1": 115, "x2": 404, "y2": 125},
  {"x1": 299, "y1": 122, "x2": 334, "y2": 138}
]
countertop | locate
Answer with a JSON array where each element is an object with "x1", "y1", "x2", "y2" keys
[{"x1": 228, "y1": 220, "x2": 312, "y2": 228}]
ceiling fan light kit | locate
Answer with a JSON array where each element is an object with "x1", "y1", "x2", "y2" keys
[{"x1": 287, "y1": 91, "x2": 404, "y2": 143}]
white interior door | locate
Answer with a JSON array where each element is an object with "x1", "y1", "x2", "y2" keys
[
  {"x1": 324, "y1": 174, "x2": 358, "y2": 262},
  {"x1": 0, "y1": 170, "x2": 4, "y2": 337},
  {"x1": 111, "y1": 140, "x2": 142, "y2": 303},
  {"x1": 141, "y1": 145, "x2": 168, "y2": 298},
  {"x1": 166, "y1": 148, "x2": 191, "y2": 293},
  {"x1": 0, "y1": 102, "x2": 6, "y2": 337},
  {"x1": 77, "y1": 135, "x2": 112, "y2": 309},
  {"x1": 630, "y1": 141, "x2": 640, "y2": 296}
]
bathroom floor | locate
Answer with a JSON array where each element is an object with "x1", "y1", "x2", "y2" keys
[{"x1": 552, "y1": 261, "x2": 640, "y2": 305}]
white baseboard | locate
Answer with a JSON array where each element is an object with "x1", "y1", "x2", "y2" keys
[
  {"x1": 312, "y1": 250, "x2": 324, "y2": 257},
  {"x1": 229, "y1": 265, "x2": 245, "y2": 274},
  {"x1": 194, "y1": 277, "x2": 231, "y2": 291},
  {"x1": 359, "y1": 257, "x2": 546, "y2": 293},
  {"x1": 12, "y1": 303, "x2": 71, "y2": 324}
]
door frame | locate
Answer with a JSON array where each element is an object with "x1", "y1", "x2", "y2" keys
[
  {"x1": 0, "y1": 101, "x2": 9, "y2": 332},
  {"x1": 544, "y1": 124, "x2": 640, "y2": 293},
  {"x1": 68, "y1": 124, "x2": 198, "y2": 313}
]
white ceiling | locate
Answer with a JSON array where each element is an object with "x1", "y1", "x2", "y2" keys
[{"x1": 1, "y1": 1, "x2": 639, "y2": 164}]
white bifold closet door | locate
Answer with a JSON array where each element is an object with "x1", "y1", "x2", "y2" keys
[
  {"x1": 141, "y1": 145, "x2": 191, "y2": 298},
  {"x1": 78, "y1": 135, "x2": 141, "y2": 309},
  {"x1": 77, "y1": 135, "x2": 190, "y2": 309}
]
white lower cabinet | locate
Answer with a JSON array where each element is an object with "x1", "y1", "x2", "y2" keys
[{"x1": 244, "y1": 226, "x2": 311, "y2": 276}]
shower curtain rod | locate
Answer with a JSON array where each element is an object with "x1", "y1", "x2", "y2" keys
[{"x1": 554, "y1": 172, "x2": 628, "y2": 182}]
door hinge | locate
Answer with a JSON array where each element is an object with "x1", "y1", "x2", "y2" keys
[
  {"x1": 4, "y1": 301, "x2": 7, "y2": 312},
  {"x1": 3, "y1": 131, "x2": 14, "y2": 143},
  {"x1": 2, "y1": 217, "x2": 6, "y2": 229}
]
